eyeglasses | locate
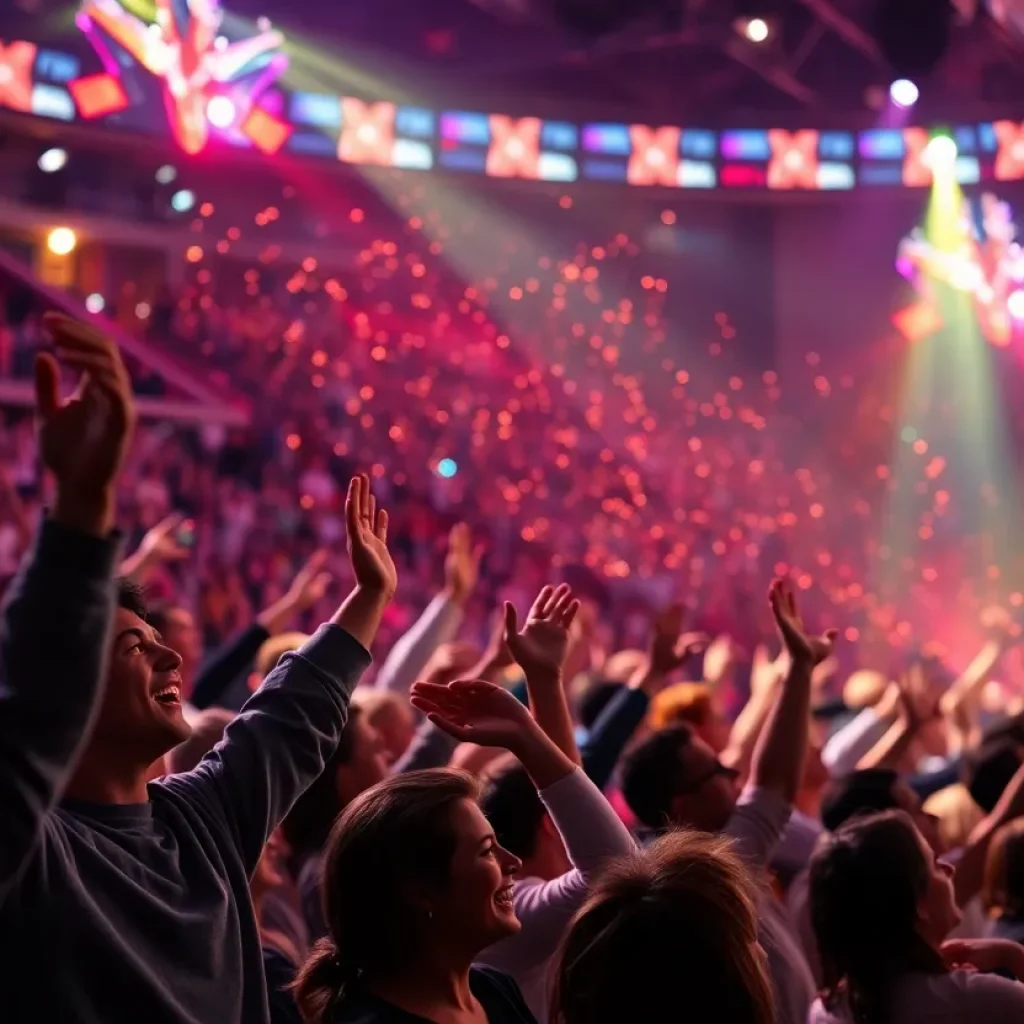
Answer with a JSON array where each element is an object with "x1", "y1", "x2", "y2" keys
[{"x1": 677, "y1": 761, "x2": 740, "y2": 796}]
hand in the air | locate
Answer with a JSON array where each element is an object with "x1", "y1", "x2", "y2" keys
[
  {"x1": 444, "y1": 523, "x2": 484, "y2": 604},
  {"x1": 505, "y1": 584, "x2": 580, "y2": 680},
  {"x1": 649, "y1": 601, "x2": 710, "y2": 676},
  {"x1": 346, "y1": 474, "x2": 397, "y2": 596},
  {"x1": 137, "y1": 514, "x2": 193, "y2": 563},
  {"x1": 410, "y1": 678, "x2": 536, "y2": 752},
  {"x1": 768, "y1": 578, "x2": 837, "y2": 667},
  {"x1": 286, "y1": 549, "x2": 333, "y2": 611}
]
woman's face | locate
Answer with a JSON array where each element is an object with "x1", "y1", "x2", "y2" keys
[
  {"x1": 914, "y1": 825, "x2": 962, "y2": 944},
  {"x1": 431, "y1": 798, "x2": 522, "y2": 952}
]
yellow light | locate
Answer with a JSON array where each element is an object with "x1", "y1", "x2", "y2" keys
[{"x1": 46, "y1": 227, "x2": 77, "y2": 256}]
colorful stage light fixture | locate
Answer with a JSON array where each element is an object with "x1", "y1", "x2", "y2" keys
[
  {"x1": 206, "y1": 94, "x2": 237, "y2": 130},
  {"x1": 744, "y1": 17, "x2": 770, "y2": 42},
  {"x1": 46, "y1": 227, "x2": 77, "y2": 256},
  {"x1": 924, "y1": 134, "x2": 957, "y2": 170},
  {"x1": 38, "y1": 148, "x2": 68, "y2": 173},
  {"x1": 889, "y1": 78, "x2": 919, "y2": 108}
]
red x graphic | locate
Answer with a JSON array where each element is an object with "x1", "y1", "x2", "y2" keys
[
  {"x1": 0, "y1": 39, "x2": 36, "y2": 113},
  {"x1": 487, "y1": 116, "x2": 541, "y2": 179},
  {"x1": 902, "y1": 128, "x2": 932, "y2": 188},
  {"x1": 767, "y1": 130, "x2": 819, "y2": 189},
  {"x1": 993, "y1": 120, "x2": 1024, "y2": 182},
  {"x1": 627, "y1": 125, "x2": 680, "y2": 186},
  {"x1": 338, "y1": 99, "x2": 396, "y2": 166}
]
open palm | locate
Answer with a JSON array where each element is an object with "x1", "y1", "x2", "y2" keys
[
  {"x1": 769, "y1": 578, "x2": 836, "y2": 666},
  {"x1": 506, "y1": 584, "x2": 580, "y2": 678},
  {"x1": 410, "y1": 678, "x2": 534, "y2": 749},
  {"x1": 346, "y1": 474, "x2": 397, "y2": 595}
]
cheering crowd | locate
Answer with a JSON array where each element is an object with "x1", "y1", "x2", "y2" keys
[{"x1": 5, "y1": 310, "x2": 1024, "y2": 1024}]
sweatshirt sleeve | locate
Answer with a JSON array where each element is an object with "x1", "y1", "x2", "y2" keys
[
  {"x1": 0, "y1": 519, "x2": 121, "y2": 903},
  {"x1": 189, "y1": 622, "x2": 269, "y2": 711},
  {"x1": 392, "y1": 718, "x2": 458, "y2": 774},
  {"x1": 821, "y1": 707, "x2": 891, "y2": 776},
  {"x1": 373, "y1": 593, "x2": 462, "y2": 695},
  {"x1": 479, "y1": 768, "x2": 635, "y2": 975},
  {"x1": 162, "y1": 624, "x2": 371, "y2": 873}
]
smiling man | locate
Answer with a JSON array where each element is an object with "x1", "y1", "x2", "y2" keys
[{"x1": 0, "y1": 314, "x2": 397, "y2": 1024}]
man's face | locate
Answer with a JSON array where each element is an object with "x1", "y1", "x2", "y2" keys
[
  {"x1": 160, "y1": 607, "x2": 202, "y2": 689},
  {"x1": 87, "y1": 607, "x2": 192, "y2": 764},
  {"x1": 671, "y1": 735, "x2": 740, "y2": 834}
]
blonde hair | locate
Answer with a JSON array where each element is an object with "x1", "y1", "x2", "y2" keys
[
  {"x1": 255, "y1": 632, "x2": 309, "y2": 679},
  {"x1": 923, "y1": 784, "x2": 983, "y2": 853},
  {"x1": 843, "y1": 670, "x2": 888, "y2": 709}
]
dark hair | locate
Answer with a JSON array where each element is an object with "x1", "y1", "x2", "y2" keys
[
  {"x1": 821, "y1": 769, "x2": 901, "y2": 833},
  {"x1": 481, "y1": 763, "x2": 546, "y2": 859},
  {"x1": 984, "y1": 818, "x2": 1024, "y2": 921},
  {"x1": 621, "y1": 725, "x2": 693, "y2": 830},
  {"x1": 292, "y1": 769, "x2": 480, "y2": 1024},
  {"x1": 551, "y1": 829, "x2": 774, "y2": 1024},
  {"x1": 282, "y1": 706, "x2": 366, "y2": 861},
  {"x1": 116, "y1": 578, "x2": 149, "y2": 620},
  {"x1": 810, "y1": 810, "x2": 946, "y2": 1024},
  {"x1": 963, "y1": 738, "x2": 1022, "y2": 813},
  {"x1": 577, "y1": 680, "x2": 623, "y2": 731}
]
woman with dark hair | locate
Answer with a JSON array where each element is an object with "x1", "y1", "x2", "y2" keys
[
  {"x1": 292, "y1": 678, "x2": 584, "y2": 1024},
  {"x1": 809, "y1": 809, "x2": 1024, "y2": 1024},
  {"x1": 550, "y1": 829, "x2": 775, "y2": 1024}
]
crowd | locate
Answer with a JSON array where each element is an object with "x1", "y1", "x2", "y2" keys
[{"x1": 7, "y1": 307, "x2": 1024, "y2": 1024}]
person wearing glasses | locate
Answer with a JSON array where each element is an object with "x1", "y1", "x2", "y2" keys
[{"x1": 621, "y1": 580, "x2": 833, "y2": 1024}]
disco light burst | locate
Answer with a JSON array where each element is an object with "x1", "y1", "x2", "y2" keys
[
  {"x1": 881, "y1": 179, "x2": 1024, "y2": 613},
  {"x1": 77, "y1": 0, "x2": 287, "y2": 154}
]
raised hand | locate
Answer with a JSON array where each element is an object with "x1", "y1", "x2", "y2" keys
[
  {"x1": 505, "y1": 584, "x2": 580, "y2": 681},
  {"x1": 345, "y1": 474, "x2": 397, "y2": 596},
  {"x1": 444, "y1": 523, "x2": 484, "y2": 605},
  {"x1": 410, "y1": 678, "x2": 535, "y2": 752},
  {"x1": 768, "y1": 578, "x2": 837, "y2": 667},
  {"x1": 285, "y1": 549, "x2": 333, "y2": 612},
  {"x1": 941, "y1": 938, "x2": 1024, "y2": 979},
  {"x1": 38, "y1": 312, "x2": 136, "y2": 534},
  {"x1": 649, "y1": 601, "x2": 710, "y2": 677},
  {"x1": 141, "y1": 514, "x2": 192, "y2": 562}
]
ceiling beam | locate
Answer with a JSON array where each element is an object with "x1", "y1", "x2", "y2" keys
[
  {"x1": 794, "y1": 0, "x2": 884, "y2": 62},
  {"x1": 723, "y1": 37, "x2": 817, "y2": 104}
]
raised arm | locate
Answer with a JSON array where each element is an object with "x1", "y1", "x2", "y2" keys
[
  {"x1": 163, "y1": 474, "x2": 396, "y2": 873},
  {"x1": 0, "y1": 312, "x2": 134, "y2": 902},
  {"x1": 190, "y1": 550, "x2": 332, "y2": 710},
  {"x1": 504, "y1": 584, "x2": 582, "y2": 765},
  {"x1": 373, "y1": 523, "x2": 479, "y2": 694},
  {"x1": 750, "y1": 580, "x2": 837, "y2": 803}
]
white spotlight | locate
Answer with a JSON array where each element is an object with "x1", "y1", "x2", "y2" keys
[
  {"x1": 155, "y1": 164, "x2": 177, "y2": 185},
  {"x1": 171, "y1": 189, "x2": 196, "y2": 213},
  {"x1": 1009, "y1": 290, "x2": 1024, "y2": 320},
  {"x1": 38, "y1": 148, "x2": 67, "y2": 173},
  {"x1": 924, "y1": 135, "x2": 958, "y2": 170},
  {"x1": 206, "y1": 95, "x2": 237, "y2": 130},
  {"x1": 745, "y1": 17, "x2": 770, "y2": 42},
  {"x1": 889, "y1": 78, "x2": 919, "y2": 108},
  {"x1": 85, "y1": 293, "x2": 105, "y2": 314}
]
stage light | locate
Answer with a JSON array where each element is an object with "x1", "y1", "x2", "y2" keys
[
  {"x1": 46, "y1": 227, "x2": 77, "y2": 256},
  {"x1": 171, "y1": 189, "x2": 195, "y2": 212},
  {"x1": 744, "y1": 17, "x2": 770, "y2": 42},
  {"x1": 438, "y1": 458, "x2": 458, "y2": 479},
  {"x1": 85, "y1": 293, "x2": 105, "y2": 314},
  {"x1": 889, "y1": 78, "x2": 919, "y2": 108},
  {"x1": 206, "y1": 95, "x2": 237, "y2": 129},
  {"x1": 155, "y1": 164, "x2": 177, "y2": 185},
  {"x1": 1009, "y1": 290, "x2": 1024, "y2": 320},
  {"x1": 38, "y1": 148, "x2": 67, "y2": 174},
  {"x1": 924, "y1": 134, "x2": 957, "y2": 170}
]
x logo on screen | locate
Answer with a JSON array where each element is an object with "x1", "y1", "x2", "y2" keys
[
  {"x1": 767, "y1": 130, "x2": 819, "y2": 189},
  {"x1": 487, "y1": 116, "x2": 542, "y2": 179},
  {"x1": 0, "y1": 39, "x2": 36, "y2": 113},
  {"x1": 901, "y1": 128, "x2": 933, "y2": 188},
  {"x1": 339, "y1": 99, "x2": 397, "y2": 165},
  {"x1": 628, "y1": 126, "x2": 680, "y2": 187},
  {"x1": 993, "y1": 120, "x2": 1024, "y2": 182}
]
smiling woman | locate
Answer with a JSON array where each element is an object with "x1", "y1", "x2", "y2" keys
[{"x1": 292, "y1": 768, "x2": 534, "y2": 1024}]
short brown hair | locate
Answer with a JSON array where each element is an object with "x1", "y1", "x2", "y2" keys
[{"x1": 551, "y1": 829, "x2": 775, "y2": 1024}]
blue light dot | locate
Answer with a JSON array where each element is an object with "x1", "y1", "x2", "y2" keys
[{"x1": 438, "y1": 458, "x2": 458, "y2": 479}]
